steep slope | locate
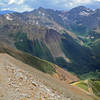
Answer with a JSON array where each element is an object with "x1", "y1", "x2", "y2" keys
[
  {"x1": 0, "y1": 21, "x2": 98, "y2": 76},
  {"x1": 0, "y1": 43, "x2": 79, "y2": 83},
  {"x1": 1, "y1": 6, "x2": 99, "y2": 35},
  {"x1": 0, "y1": 53, "x2": 96, "y2": 100},
  {"x1": 0, "y1": 6, "x2": 99, "y2": 78},
  {"x1": 26, "y1": 6, "x2": 100, "y2": 35},
  {"x1": 22, "y1": 7, "x2": 67, "y2": 32},
  {"x1": 0, "y1": 43, "x2": 56, "y2": 74},
  {"x1": 78, "y1": 31, "x2": 100, "y2": 78},
  {"x1": 0, "y1": 14, "x2": 99, "y2": 77},
  {"x1": 62, "y1": 6, "x2": 100, "y2": 35}
]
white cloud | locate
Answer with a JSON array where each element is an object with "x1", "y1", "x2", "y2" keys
[
  {"x1": 3, "y1": 5, "x2": 33, "y2": 12},
  {"x1": 8, "y1": 0, "x2": 16, "y2": 4},
  {"x1": 18, "y1": 5, "x2": 33, "y2": 12},
  {"x1": 1, "y1": 7, "x2": 11, "y2": 11},
  {"x1": 8, "y1": 0, "x2": 24, "y2": 5},
  {"x1": 12, "y1": 5, "x2": 33, "y2": 12},
  {"x1": 74, "y1": 0, "x2": 91, "y2": 4},
  {"x1": 0, "y1": 0, "x2": 100, "y2": 12},
  {"x1": 68, "y1": 0, "x2": 91, "y2": 6},
  {"x1": 17, "y1": 0, "x2": 24, "y2": 5}
]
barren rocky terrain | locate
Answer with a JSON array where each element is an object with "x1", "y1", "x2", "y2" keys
[{"x1": 0, "y1": 53, "x2": 96, "y2": 100}]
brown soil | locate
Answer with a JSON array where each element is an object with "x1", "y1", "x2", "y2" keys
[
  {"x1": 53, "y1": 65, "x2": 79, "y2": 83},
  {"x1": 0, "y1": 53, "x2": 96, "y2": 100}
]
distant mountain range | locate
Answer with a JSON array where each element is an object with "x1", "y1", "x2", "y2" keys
[
  {"x1": 1, "y1": 6, "x2": 100, "y2": 33},
  {"x1": 0, "y1": 6, "x2": 100, "y2": 79},
  {"x1": 0, "y1": 10, "x2": 15, "y2": 15},
  {"x1": 13, "y1": 6, "x2": 100, "y2": 34}
]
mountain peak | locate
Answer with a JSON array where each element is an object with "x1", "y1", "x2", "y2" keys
[
  {"x1": 70, "y1": 6, "x2": 92, "y2": 13},
  {"x1": 37, "y1": 7, "x2": 46, "y2": 11},
  {"x1": 75, "y1": 6, "x2": 87, "y2": 9}
]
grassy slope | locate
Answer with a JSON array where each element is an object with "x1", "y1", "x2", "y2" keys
[
  {"x1": 72, "y1": 79, "x2": 100, "y2": 98},
  {"x1": 91, "y1": 39, "x2": 100, "y2": 58},
  {"x1": 0, "y1": 43, "x2": 56, "y2": 74},
  {"x1": 89, "y1": 79, "x2": 100, "y2": 97},
  {"x1": 79, "y1": 71, "x2": 100, "y2": 80},
  {"x1": 0, "y1": 23, "x2": 99, "y2": 79},
  {"x1": 13, "y1": 31, "x2": 100, "y2": 79},
  {"x1": 59, "y1": 34, "x2": 98, "y2": 75},
  {"x1": 76, "y1": 81, "x2": 88, "y2": 91},
  {"x1": 14, "y1": 31, "x2": 54, "y2": 62}
]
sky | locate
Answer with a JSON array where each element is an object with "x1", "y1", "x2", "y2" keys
[{"x1": 0, "y1": 0, "x2": 100, "y2": 12}]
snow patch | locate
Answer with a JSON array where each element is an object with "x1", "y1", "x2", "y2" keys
[
  {"x1": 5, "y1": 14, "x2": 13, "y2": 21},
  {"x1": 42, "y1": 13, "x2": 45, "y2": 16},
  {"x1": 36, "y1": 21, "x2": 39, "y2": 25},
  {"x1": 79, "y1": 11, "x2": 90, "y2": 16}
]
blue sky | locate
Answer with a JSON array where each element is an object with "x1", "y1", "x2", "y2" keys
[{"x1": 0, "y1": 0, "x2": 100, "y2": 12}]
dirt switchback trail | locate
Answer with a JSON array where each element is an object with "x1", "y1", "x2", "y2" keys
[{"x1": 0, "y1": 53, "x2": 96, "y2": 100}]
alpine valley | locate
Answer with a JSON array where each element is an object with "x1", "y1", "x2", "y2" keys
[{"x1": 0, "y1": 6, "x2": 100, "y2": 100}]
